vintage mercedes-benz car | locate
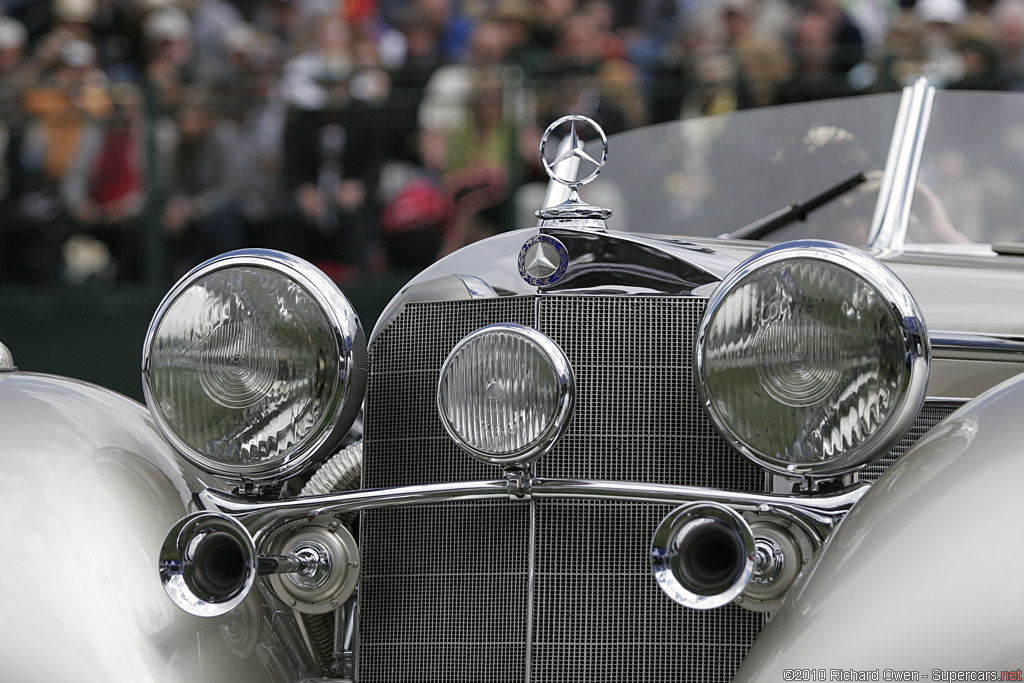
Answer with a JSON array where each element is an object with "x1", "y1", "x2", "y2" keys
[{"x1": 3, "y1": 78, "x2": 1024, "y2": 682}]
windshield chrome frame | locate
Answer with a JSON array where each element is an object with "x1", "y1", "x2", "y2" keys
[
  {"x1": 537, "y1": 80, "x2": 939, "y2": 253},
  {"x1": 867, "y1": 77, "x2": 936, "y2": 252}
]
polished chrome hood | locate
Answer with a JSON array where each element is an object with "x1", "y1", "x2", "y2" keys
[
  {"x1": 372, "y1": 226, "x2": 1024, "y2": 401},
  {"x1": 374, "y1": 227, "x2": 1024, "y2": 337},
  {"x1": 371, "y1": 227, "x2": 743, "y2": 341}
]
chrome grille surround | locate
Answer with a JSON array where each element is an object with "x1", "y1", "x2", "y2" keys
[
  {"x1": 360, "y1": 295, "x2": 957, "y2": 682},
  {"x1": 361, "y1": 296, "x2": 766, "y2": 683}
]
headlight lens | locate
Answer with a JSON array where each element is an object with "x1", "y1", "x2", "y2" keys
[
  {"x1": 143, "y1": 250, "x2": 366, "y2": 482},
  {"x1": 696, "y1": 241, "x2": 929, "y2": 477},
  {"x1": 437, "y1": 324, "x2": 574, "y2": 465}
]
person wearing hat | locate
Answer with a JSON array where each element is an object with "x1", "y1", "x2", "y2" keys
[
  {"x1": 0, "y1": 17, "x2": 29, "y2": 284},
  {"x1": 143, "y1": 7, "x2": 195, "y2": 105},
  {"x1": 0, "y1": 17, "x2": 28, "y2": 81},
  {"x1": 915, "y1": 0, "x2": 968, "y2": 86}
]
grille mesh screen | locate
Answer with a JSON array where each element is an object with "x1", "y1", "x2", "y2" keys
[
  {"x1": 536, "y1": 297, "x2": 765, "y2": 490},
  {"x1": 361, "y1": 296, "x2": 764, "y2": 683},
  {"x1": 363, "y1": 298, "x2": 535, "y2": 487},
  {"x1": 359, "y1": 502, "x2": 530, "y2": 682},
  {"x1": 859, "y1": 399, "x2": 963, "y2": 483},
  {"x1": 361, "y1": 299, "x2": 535, "y2": 683},
  {"x1": 531, "y1": 500, "x2": 762, "y2": 682},
  {"x1": 360, "y1": 295, "x2": 957, "y2": 682}
]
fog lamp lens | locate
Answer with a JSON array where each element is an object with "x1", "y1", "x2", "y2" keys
[
  {"x1": 437, "y1": 324, "x2": 574, "y2": 465},
  {"x1": 696, "y1": 241, "x2": 929, "y2": 476}
]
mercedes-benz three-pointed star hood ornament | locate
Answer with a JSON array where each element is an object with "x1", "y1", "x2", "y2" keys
[{"x1": 536, "y1": 114, "x2": 612, "y2": 230}]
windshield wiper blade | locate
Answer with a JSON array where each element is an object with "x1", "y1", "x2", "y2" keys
[{"x1": 725, "y1": 172, "x2": 867, "y2": 241}]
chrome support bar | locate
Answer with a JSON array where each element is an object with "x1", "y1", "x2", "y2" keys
[
  {"x1": 869, "y1": 76, "x2": 936, "y2": 251},
  {"x1": 197, "y1": 480, "x2": 513, "y2": 544},
  {"x1": 257, "y1": 553, "x2": 324, "y2": 576},
  {"x1": 529, "y1": 479, "x2": 865, "y2": 540},
  {"x1": 867, "y1": 80, "x2": 913, "y2": 246},
  {"x1": 330, "y1": 593, "x2": 358, "y2": 679},
  {"x1": 198, "y1": 477, "x2": 869, "y2": 548},
  {"x1": 931, "y1": 330, "x2": 1024, "y2": 360}
]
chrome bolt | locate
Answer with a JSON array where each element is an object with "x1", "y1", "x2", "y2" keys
[{"x1": 751, "y1": 536, "x2": 786, "y2": 586}]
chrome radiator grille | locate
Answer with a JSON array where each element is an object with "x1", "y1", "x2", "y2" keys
[
  {"x1": 859, "y1": 399, "x2": 963, "y2": 483},
  {"x1": 361, "y1": 296, "x2": 765, "y2": 683},
  {"x1": 530, "y1": 500, "x2": 762, "y2": 681},
  {"x1": 360, "y1": 295, "x2": 956, "y2": 682}
]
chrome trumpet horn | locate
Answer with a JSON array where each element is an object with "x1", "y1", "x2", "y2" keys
[
  {"x1": 159, "y1": 511, "x2": 358, "y2": 617},
  {"x1": 159, "y1": 512, "x2": 261, "y2": 617},
  {"x1": 651, "y1": 502, "x2": 755, "y2": 610}
]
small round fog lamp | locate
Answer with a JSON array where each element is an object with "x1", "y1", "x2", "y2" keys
[{"x1": 437, "y1": 324, "x2": 574, "y2": 465}]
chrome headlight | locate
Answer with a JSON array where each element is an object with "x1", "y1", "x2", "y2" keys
[
  {"x1": 143, "y1": 250, "x2": 367, "y2": 482},
  {"x1": 437, "y1": 324, "x2": 574, "y2": 465},
  {"x1": 696, "y1": 241, "x2": 929, "y2": 477}
]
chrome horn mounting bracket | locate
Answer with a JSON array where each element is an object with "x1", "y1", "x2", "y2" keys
[{"x1": 264, "y1": 517, "x2": 360, "y2": 615}]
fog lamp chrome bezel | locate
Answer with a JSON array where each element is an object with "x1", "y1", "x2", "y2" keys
[
  {"x1": 436, "y1": 324, "x2": 575, "y2": 466},
  {"x1": 142, "y1": 249, "x2": 366, "y2": 483},
  {"x1": 695, "y1": 240, "x2": 930, "y2": 477}
]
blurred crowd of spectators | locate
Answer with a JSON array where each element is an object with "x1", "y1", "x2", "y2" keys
[{"x1": 0, "y1": 0, "x2": 1019, "y2": 285}]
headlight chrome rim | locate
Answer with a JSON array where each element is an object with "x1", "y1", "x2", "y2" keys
[
  {"x1": 437, "y1": 324, "x2": 575, "y2": 465},
  {"x1": 142, "y1": 249, "x2": 366, "y2": 483},
  {"x1": 695, "y1": 240, "x2": 930, "y2": 477}
]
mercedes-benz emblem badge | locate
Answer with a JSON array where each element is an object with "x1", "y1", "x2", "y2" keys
[
  {"x1": 539, "y1": 115, "x2": 608, "y2": 189},
  {"x1": 519, "y1": 234, "x2": 569, "y2": 287}
]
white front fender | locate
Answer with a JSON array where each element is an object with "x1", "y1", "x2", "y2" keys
[
  {"x1": 736, "y1": 372, "x2": 1024, "y2": 680},
  {"x1": 0, "y1": 372, "x2": 289, "y2": 682}
]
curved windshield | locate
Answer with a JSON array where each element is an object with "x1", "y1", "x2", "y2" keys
[
  {"x1": 585, "y1": 93, "x2": 901, "y2": 244},
  {"x1": 911, "y1": 90, "x2": 1024, "y2": 247}
]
